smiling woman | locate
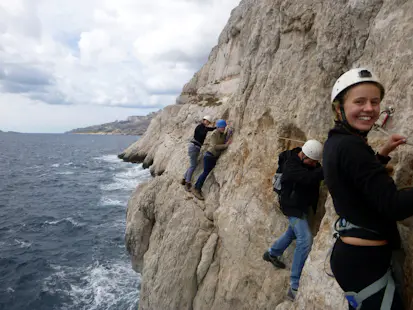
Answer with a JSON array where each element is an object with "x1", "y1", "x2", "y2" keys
[
  {"x1": 0, "y1": 0, "x2": 240, "y2": 133},
  {"x1": 325, "y1": 68, "x2": 410, "y2": 310},
  {"x1": 339, "y1": 83, "x2": 382, "y2": 132}
]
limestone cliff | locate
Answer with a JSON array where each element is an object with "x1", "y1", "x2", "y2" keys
[{"x1": 122, "y1": 0, "x2": 413, "y2": 309}]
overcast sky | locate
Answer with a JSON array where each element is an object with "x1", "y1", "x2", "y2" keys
[{"x1": 0, "y1": 0, "x2": 240, "y2": 133}]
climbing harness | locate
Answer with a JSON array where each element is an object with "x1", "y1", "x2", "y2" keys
[
  {"x1": 345, "y1": 269, "x2": 395, "y2": 310},
  {"x1": 334, "y1": 218, "x2": 381, "y2": 236},
  {"x1": 323, "y1": 218, "x2": 381, "y2": 279},
  {"x1": 329, "y1": 218, "x2": 396, "y2": 310}
]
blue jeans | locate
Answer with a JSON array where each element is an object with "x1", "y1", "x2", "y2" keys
[
  {"x1": 269, "y1": 216, "x2": 313, "y2": 290},
  {"x1": 183, "y1": 143, "x2": 200, "y2": 183},
  {"x1": 195, "y1": 152, "x2": 217, "y2": 190}
]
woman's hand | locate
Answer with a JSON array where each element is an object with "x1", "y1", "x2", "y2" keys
[{"x1": 379, "y1": 134, "x2": 407, "y2": 157}]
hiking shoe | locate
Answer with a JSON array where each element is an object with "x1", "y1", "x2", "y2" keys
[
  {"x1": 286, "y1": 286, "x2": 298, "y2": 301},
  {"x1": 185, "y1": 182, "x2": 192, "y2": 192},
  {"x1": 262, "y1": 251, "x2": 286, "y2": 269},
  {"x1": 180, "y1": 178, "x2": 186, "y2": 185},
  {"x1": 192, "y1": 188, "x2": 204, "y2": 200}
]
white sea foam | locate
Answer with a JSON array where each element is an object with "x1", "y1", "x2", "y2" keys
[
  {"x1": 14, "y1": 239, "x2": 32, "y2": 248},
  {"x1": 94, "y1": 155, "x2": 122, "y2": 164},
  {"x1": 44, "y1": 261, "x2": 140, "y2": 310},
  {"x1": 29, "y1": 165, "x2": 43, "y2": 170},
  {"x1": 100, "y1": 180, "x2": 138, "y2": 192},
  {"x1": 99, "y1": 197, "x2": 124, "y2": 207},
  {"x1": 100, "y1": 165, "x2": 151, "y2": 192},
  {"x1": 56, "y1": 171, "x2": 75, "y2": 175},
  {"x1": 44, "y1": 217, "x2": 82, "y2": 227},
  {"x1": 51, "y1": 163, "x2": 60, "y2": 168}
]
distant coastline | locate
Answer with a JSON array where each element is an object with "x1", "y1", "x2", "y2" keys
[
  {"x1": 0, "y1": 131, "x2": 21, "y2": 134},
  {"x1": 69, "y1": 132, "x2": 139, "y2": 136},
  {"x1": 65, "y1": 112, "x2": 158, "y2": 136}
]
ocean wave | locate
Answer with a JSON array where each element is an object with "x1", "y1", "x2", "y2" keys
[
  {"x1": 44, "y1": 261, "x2": 140, "y2": 310},
  {"x1": 1, "y1": 134, "x2": 142, "y2": 310},
  {"x1": 116, "y1": 167, "x2": 149, "y2": 179},
  {"x1": 111, "y1": 218, "x2": 127, "y2": 229},
  {"x1": 29, "y1": 165, "x2": 43, "y2": 170},
  {"x1": 100, "y1": 180, "x2": 139, "y2": 192},
  {"x1": 94, "y1": 155, "x2": 122, "y2": 164},
  {"x1": 44, "y1": 217, "x2": 82, "y2": 227},
  {"x1": 56, "y1": 171, "x2": 75, "y2": 175},
  {"x1": 100, "y1": 166, "x2": 151, "y2": 192},
  {"x1": 14, "y1": 239, "x2": 32, "y2": 248},
  {"x1": 99, "y1": 197, "x2": 125, "y2": 207}
]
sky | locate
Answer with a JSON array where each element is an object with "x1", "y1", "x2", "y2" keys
[{"x1": 0, "y1": 0, "x2": 240, "y2": 133}]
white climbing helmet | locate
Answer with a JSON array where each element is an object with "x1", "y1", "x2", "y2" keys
[
  {"x1": 331, "y1": 68, "x2": 385, "y2": 103},
  {"x1": 203, "y1": 115, "x2": 213, "y2": 123},
  {"x1": 302, "y1": 140, "x2": 323, "y2": 161}
]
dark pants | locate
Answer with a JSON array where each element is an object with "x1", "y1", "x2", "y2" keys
[
  {"x1": 330, "y1": 238, "x2": 404, "y2": 309},
  {"x1": 195, "y1": 152, "x2": 217, "y2": 190}
]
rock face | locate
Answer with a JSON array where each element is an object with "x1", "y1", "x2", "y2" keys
[{"x1": 124, "y1": 0, "x2": 413, "y2": 309}]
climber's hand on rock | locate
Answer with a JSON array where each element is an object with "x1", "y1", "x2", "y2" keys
[{"x1": 379, "y1": 134, "x2": 406, "y2": 157}]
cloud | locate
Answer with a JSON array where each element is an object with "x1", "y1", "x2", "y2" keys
[
  {"x1": 0, "y1": 0, "x2": 240, "y2": 108},
  {"x1": 0, "y1": 0, "x2": 240, "y2": 132},
  {"x1": 0, "y1": 62, "x2": 54, "y2": 95}
]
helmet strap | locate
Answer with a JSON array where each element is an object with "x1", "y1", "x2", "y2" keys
[
  {"x1": 339, "y1": 105, "x2": 348, "y2": 124},
  {"x1": 336, "y1": 117, "x2": 369, "y2": 140}
]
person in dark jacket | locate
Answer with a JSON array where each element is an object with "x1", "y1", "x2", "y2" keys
[
  {"x1": 181, "y1": 115, "x2": 215, "y2": 191},
  {"x1": 192, "y1": 119, "x2": 231, "y2": 200},
  {"x1": 324, "y1": 68, "x2": 412, "y2": 309},
  {"x1": 263, "y1": 140, "x2": 324, "y2": 300}
]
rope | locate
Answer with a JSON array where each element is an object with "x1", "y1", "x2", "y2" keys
[
  {"x1": 276, "y1": 136, "x2": 306, "y2": 144},
  {"x1": 277, "y1": 130, "x2": 412, "y2": 147},
  {"x1": 222, "y1": 107, "x2": 410, "y2": 147}
]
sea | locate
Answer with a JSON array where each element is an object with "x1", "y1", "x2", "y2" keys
[{"x1": 0, "y1": 133, "x2": 151, "y2": 310}]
